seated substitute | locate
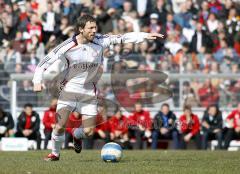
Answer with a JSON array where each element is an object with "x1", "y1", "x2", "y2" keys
[
  {"x1": 224, "y1": 103, "x2": 240, "y2": 149},
  {"x1": 151, "y1": 103, "x2": 179, "y2": 149},
  {"x1": 129, "y1": 102, "x2": 152, "y2": 149},
  {"x1": 15, "y1": 103, "x2": 41, "y2": 149},
  {"x1": 0, "y1": 107, "x2": 14, "y2": 139},
  {"x1": 202, "y1": 105, "x2": 223, "y2": 149},
  {"x1": 179, "y1": 105, "x2": 201, "y2": 149},
  {"x1": 109, "y1": 109, "x2": 130, "y2": 149}
]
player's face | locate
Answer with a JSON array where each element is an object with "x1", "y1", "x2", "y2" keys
[{"x1": 81, "y1": 21, "x2": 97, "y2": 41}]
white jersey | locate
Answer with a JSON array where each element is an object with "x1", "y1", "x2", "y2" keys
[{"x1": 32, "y1": 32, "x2": 148, "y2": 86}]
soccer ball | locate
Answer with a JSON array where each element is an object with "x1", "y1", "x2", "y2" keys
[{"x1": 101, "y1": 142, "x2": 122, "y2": 162}]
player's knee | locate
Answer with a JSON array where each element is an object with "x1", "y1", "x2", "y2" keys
[{"x1": 84, "y1": 128, "x2": 94, "y2": 137}]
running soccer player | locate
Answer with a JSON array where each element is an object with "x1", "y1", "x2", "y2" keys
[{"x1": 32, "y1": 14, "x2": 164, "y2": 161}]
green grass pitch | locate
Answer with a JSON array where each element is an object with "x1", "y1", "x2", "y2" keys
[{"x1": 0, "y1": 150, "x2": 239, "y2": 174}]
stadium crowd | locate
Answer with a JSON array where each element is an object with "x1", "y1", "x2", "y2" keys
[{"x1": 0, "y1": 0, "x2": 240, "y2": 149}]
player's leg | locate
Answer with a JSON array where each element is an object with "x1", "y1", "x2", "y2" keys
[
  {"x1": 71, "y1": 100, "x2": 97, "y2": 153},
  {"x1": 45, "y1": 105, "x2": 72, "y2": 161},
  {"x1": 72, "y1": 115, "x2": 96, "y2": 153}
]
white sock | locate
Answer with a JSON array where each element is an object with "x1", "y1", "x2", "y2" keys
[{"x1": 51, "y1": 132, "x2": 65, "y2": 156}]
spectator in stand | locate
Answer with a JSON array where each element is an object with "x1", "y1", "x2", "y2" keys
[
  {"x1": 65, "y1": 112, "x2": 82, "y2": 149},
  {"x1": 198, "y1": 79, "x2": 220, "y2": 107},
  {"x1": 60, "y1": 0, "x2": 78, "y2": 25},
  {"x1": 152, "y1": 103, "x2": 179, "y2": 149},
  {"x1": 182, "y1": 81, "x2": 200, "y2": 107},
  {"x1": 0, "y1": 10, "x2": 17, "y2": 44},
  {"x1": 109, "y1": 108, "x2": 130, "y2": 149},
  {"x1": 15, "y1": 103, "x2": 41, "y2": 149},
  {"x1": 12, "y1": 31, "x2": 27, "y2": 54},
  {"x1": 152, "y1": 0, "x2": 167, "y2": 25},
  {"x1": 42, "y1": 98, "x2": 57, "y2": 149},
  {"x1": 26, "y1": 12, "x2": 43, "y2": 42},
  {"x1": 94, "y1": 7, "x2": 116, "y2": 34},
  {"x1": 179, "y1": 105, "x2": 201, "y2": 149},
  {"x1": 41, "y1": 1, "x2": 60, "y2": 44},
  {"x1": 0, "y1": 107, "x2": 14, "y2": 139},
  {"x1": 207, "y1": 13, "x2": 219, "y2": 33},
  {"x1": 190, "y1": 22, "x2": 213, "y2": 53},
  {"x1": 26, "y1": 34, "x2": 45, "y2": 60},
  {"x1": 224, "y1": 103, "x2": 240, "y2": 149},
  {"x1": 1, "y1": 41, "x2": 21, "y2": 74},
  {"x1": 129, "y1": 102, "x2": 152, "y2": 149},
  {"x1": 55, "y1": 15, "x2": 74, "y2": 41},
  {"x1": 202, "y1": 105, "x2": 223, "y2": 149}
]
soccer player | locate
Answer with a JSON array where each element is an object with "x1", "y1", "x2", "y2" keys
[{"x1": 32, "y1": 14, "x2": 163, "y2": 161}]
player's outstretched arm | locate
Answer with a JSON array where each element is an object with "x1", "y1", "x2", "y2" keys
[
  {"x1": 94, "y1": 32, "x2": 164, "y2": 48},
  {"x1": 145, "y1": 33, "x2": 164, "y2": 40}
]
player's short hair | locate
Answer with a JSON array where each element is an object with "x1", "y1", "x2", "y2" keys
[{"x1": 75, "y1": 14, "x2": 96, "y2": 32}]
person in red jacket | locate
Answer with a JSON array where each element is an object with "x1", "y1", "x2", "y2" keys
[
  {"x1": 129, "y1": 102, "x2": 152, "y2": 149},
  {"x1": 198, "y1": 79, "x2": 219, "y2": 107},
  {"x1": 179, "y1": 105, "x2": 201, "y2": 149},
  {"x1": 224, "y1": 103, "x2": 240, "y2": 149},
  {"x1": 109, "y1": 108, "x2": 130, "y2": 148},
  {"x1": 65, "y1": 112, "x2": 82, "y2": 149},
  {"x1": 42, "y1": 98, "x2": 57, "y2": 149},
  {"x1": 26, "y1": 12, "x2": 43, "y2": 41}
]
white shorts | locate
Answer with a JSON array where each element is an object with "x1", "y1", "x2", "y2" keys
[{"x1": 56, "y1": 82, "x2": 98, "y2": 116}]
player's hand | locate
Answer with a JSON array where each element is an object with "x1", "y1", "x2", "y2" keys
[
  {"x1": 146, "y1": 33, "x2": 164, "y2": 40},
  {"x1": 33, "y1": 83, "x2": 44, "y2": 92}
]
